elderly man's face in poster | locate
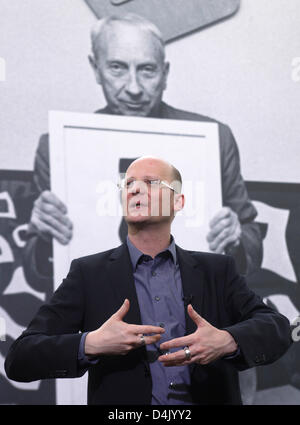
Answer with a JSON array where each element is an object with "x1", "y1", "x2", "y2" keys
[{"x1": 90, "y1": 21, "x2": 169, "y2": 117}]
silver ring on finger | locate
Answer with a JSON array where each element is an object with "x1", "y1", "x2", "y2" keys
[
  {"x1": 183, "y1": 346, "x2": 191, "y2": 360},
  {"x1": 140, "y1": 334, "x2": 146, "y2": 346}
]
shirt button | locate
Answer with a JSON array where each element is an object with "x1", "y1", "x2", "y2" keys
[
  {"x1": 159, "y1": 323, "x2": 165, "y2": 328},
  {"x1": 169, "y1": 382, "x2": 175, "y2": 389},
  {"x1": 154, "y1": 296, "x2": 160, "y2": 301},
  {"x1": 151, "y1": 271, "x2": 156, "y2": 276}
]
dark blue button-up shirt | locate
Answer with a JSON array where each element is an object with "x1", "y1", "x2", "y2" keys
[
  {"x1": 126, "y1": 236, "x2": 194, "y2": 405},
  {"x1": 78, "y1": 236, "x2": 195, "y2": 404}
]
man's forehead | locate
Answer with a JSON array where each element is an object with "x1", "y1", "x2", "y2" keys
[
  {"x1": 97, "y1": 21, "x2": 163, "y2": 58},
  {"x1": 126, "y1": 158, "x2": 172, "y2": 177}
]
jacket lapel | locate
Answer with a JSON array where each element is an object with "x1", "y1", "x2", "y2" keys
[
  {"x1": 106, "y1": 244, "x2": 150, "y2": 369},
  {"x1": 176, "y1": 246, "x2": 206, "y2": 336},
  {"x1": 106, "y1": 244, "x2": 143, "y2": 326},
  {"x1": 176, "y1": 246, "x2": 206, "y2": 376}
]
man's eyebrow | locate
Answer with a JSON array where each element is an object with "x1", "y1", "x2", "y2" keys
[
  {"x1": 106, "y1": 60, "x2": 127, "y2": 66},
  {"x1": 137, "y1": 62, "x2": 158, "y2": 68},
  {"x1": 105, "y1": 61, "x2": 159, "y2": 70}
]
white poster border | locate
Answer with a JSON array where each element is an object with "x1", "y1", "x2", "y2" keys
[{"x1": 49, "y1": 110, "x2": 221, "y2": 404}]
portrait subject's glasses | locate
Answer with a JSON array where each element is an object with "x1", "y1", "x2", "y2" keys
[{"x1": 117, "y1": 178, "x2": 177, "y2": 193}]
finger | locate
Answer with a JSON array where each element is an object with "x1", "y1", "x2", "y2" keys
[
  {"x1": 31, "y1": 217, "x2": 72, "y2": 245},
  {"x1": 147, "y1": 334, "x2": 163, "y2": 344},
  {"x1": 210, "y1": 225, "x2": 241, "y2": 253},
  {"x1": 36, "y1": 197, "x2": 73, "y2": 229},
  {"x1": 208, "y1": 224, "x2": 236, "y2": 251},
  {"x1": 214, "y1": 233, "x2": 241, "y2": 254},
  {"x1": 33, "y1": 210, "x2": 73, "y2": 234},
  {"x1": 40, "y1": 191, "x2": 68, "y2": 214},
  {"x1": 162, "y1": 360, "x2": 192, "y2": 367},
  {"x1": 38, "y1": 202, "x2": 73, "y2": 228},
  {"x1": 158, "y1": 351, "x2": 186, "y2": 364},
  {"x1": 160, "y1": 358, "x2": 192, "y2": 367},
  {"x1": 159, "y1": 335, "x2": 191, "y2": 351},
  {"x1": 209, "y1": 207, "x2": 232, "y2": 228},
  {"x1": 141, "y1": 333, "x2": 163, "y2": 346},
  {"x1": 130, "y1": 324, "x2": 165, "y2": 335},
  {"x1": 158, "y1": 346, "x2": 194, "y2": 366},
  {"x1": 113, "y1": 299, "x2": 130, "y2": 320},
  {"x1": 187, "y1": 304, "x2": 205, "y2": 326},
  {"x1": 33, "y1": 211, "x2": 73, "y2": 240},
  {"x1": 163, "y1": 355, "x2": 208, "y2": 367},
  {"x1": 206, "y1": 217, "x2": 231, "y2": 241}
]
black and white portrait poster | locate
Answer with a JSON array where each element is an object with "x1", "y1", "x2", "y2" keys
[{"x1": 0, "y1": 0, "x2": 300, "y2": 405}]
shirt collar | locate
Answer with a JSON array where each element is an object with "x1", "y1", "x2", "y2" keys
[{"x1": 126, "y1": 235, "x2": 177, "y2": 270}]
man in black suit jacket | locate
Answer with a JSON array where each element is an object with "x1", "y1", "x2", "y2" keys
[{"x1": 5, "y1": 156, "x2": 292, "y2": 405}]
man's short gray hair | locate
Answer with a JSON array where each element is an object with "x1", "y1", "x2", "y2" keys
[{"x1": 90, "y1": 13, "x2": 165, "y2": 61}]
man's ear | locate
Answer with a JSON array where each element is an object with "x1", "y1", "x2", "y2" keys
[
  {"x1": 88, "y1": 54, "x2": 102, "y2": 86},
  {"x1": 162, "y1": 62, "x2": 170, "y2": 91},
  {"x1": 174, "y1": 193, "x2": 185, "y2": 213}
]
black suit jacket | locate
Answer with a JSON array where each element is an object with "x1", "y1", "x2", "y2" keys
[{"x1": 5, "y1": 244, "x2": 292, "y2": 405}]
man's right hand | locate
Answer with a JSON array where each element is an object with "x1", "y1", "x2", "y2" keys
[
  {"x1": 30, "y1": 190, "x2": 73, "y2": 245},
  {"x1": 85, "y1": 299, "x2": 165, "y2": 356}
]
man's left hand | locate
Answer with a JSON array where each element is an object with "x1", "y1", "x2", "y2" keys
[
  {"x1": 158, "y1": 305, "x2": 238, "y2": 367},
  {"x1": 206, "y1": 207, "x2": 241, "y2": 254}
]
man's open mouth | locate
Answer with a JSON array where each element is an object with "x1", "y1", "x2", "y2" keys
[{"x1": 129, "y1": 200, "x2": 147, "y2": 209}]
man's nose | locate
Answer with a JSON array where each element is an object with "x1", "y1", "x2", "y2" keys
[
  {"x1": 129, "y1": 180, "x2": 147, "y2": 194},
  {"x1": 125, "y1": 70, "x2": 143, "y2": 97}
]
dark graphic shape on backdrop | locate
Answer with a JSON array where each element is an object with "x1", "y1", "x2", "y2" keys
[
  {"x1": 246, "y1": 181, "x2": 300, "y2": 392},
  {"x1": 84, "y1": 0, "x2": 240, "y2": 42},
  {"x1": 0, "y1": 170, "x2": 55, "y2": 405}
]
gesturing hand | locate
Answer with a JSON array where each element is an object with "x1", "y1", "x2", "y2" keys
[
  {"x1": 158, "y1": 305, "x2": 237, "y2": 367},
  {"x1": 85, "y1": 299, "x2": 165, "y2": 356}
]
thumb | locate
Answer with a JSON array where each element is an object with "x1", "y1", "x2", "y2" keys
[
  {"x1": 187, "y1": 304, "x2": 207, "y2": 327},
  {"x1": 114, "y1": 298, "x2": 130, "y2": 320}
]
